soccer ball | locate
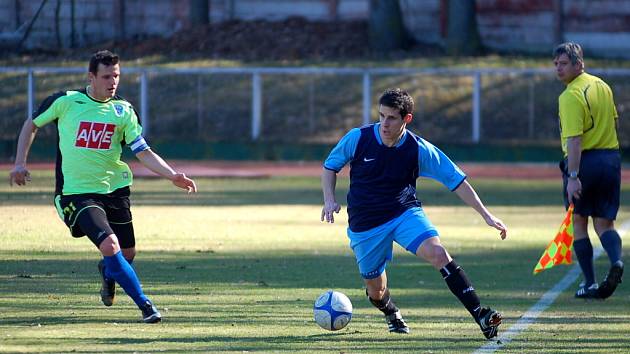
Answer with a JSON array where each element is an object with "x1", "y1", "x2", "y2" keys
[{"x1": 313, "y1": 290, "x2": 353, "y2": 331}]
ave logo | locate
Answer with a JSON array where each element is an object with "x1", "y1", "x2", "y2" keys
[{"x1": 75, "y1": 121, "x2": 116, "y2": 149}]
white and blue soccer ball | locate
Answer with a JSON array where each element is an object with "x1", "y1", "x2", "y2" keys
[{"x1": 313, "y1": 290, "x2": 353, "y2": 331}]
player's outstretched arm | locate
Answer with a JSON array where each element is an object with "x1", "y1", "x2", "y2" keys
[
  {"x1": 9, "y1": 119, "x2": 38, "y2": 186},
  {"x1": 321, "y1": 168, "x2": 341, "y2": 223},
  {"x1": 454, "y1": 180, "x2": 507, "y2": 240},
  {"x1": 135, "y1": 149, "x2": 197, "y2": 193}
]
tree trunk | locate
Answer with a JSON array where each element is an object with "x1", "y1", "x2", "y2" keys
[
  {"x1": 369, "y1": 0, "x2": 406, "y2": 53},
  {"x1": 190, "y1": 0, "x2": 209, "y2": 26},
  {"x1": 553, "y1": 0, "x2": 564, "y2": 45},
  {"x1": 445, "y1": 0, "x2": 482, "y2": 56},
  {"x1": 116, "y1": 0, "x2": 126, "y2": 41}
]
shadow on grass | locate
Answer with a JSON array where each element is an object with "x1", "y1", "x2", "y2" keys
[
  {"x1": 1, "y1": 247, "x2": 614, "y2": 314},
  {"x1": 2, "y1": 247, "x2": 629, "y2": 352}
]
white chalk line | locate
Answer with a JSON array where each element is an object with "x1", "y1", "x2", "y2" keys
[{"x1": 473, "y1": 218, "x2": 630, "y2": 353}]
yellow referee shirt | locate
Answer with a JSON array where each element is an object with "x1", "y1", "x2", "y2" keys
[{"x1": 558, "y1": 72, "x2": 619, "y2": 156}]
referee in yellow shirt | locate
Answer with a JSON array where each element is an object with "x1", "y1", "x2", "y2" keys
[{"x1": 554, "y1": 42, "x2": 623, "y2": 299}]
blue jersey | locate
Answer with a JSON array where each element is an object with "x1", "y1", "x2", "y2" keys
[{"x1": 324, "y1": 123, "x2": 466, "y2": 232}]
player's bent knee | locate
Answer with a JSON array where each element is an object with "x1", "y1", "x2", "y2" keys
[
  {"x1": 432, "y1": 249, "x2": 450, "y2": 267},
  {"x1": 121, "y1": 247, "x2": 136, "y2": 261},
  {"x1": 98, "y1": 234, "x2": 121, "y2": 256},
  {"x1": 365, "y1": 279, "x2": 387, "y2": 299},
  {"x1": 366, "y1": 287, "x2": 386, "y2": 300},
  {"x1": 420, "y1": 244, "x2": 450, "y2": 267}
]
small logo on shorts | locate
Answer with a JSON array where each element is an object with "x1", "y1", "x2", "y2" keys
[
  {"x1": 363, "y1": 157, "x2": 375, "y2": 162},
  {"x1": 122, "y1": 172, "x2": 129, "y2": 179},
  {"x1": 63, "y1": 201, "x2": 76, "y2": 217},
  {"x1": 363, "y1": 270, "x2": 379, "y2": 278}
]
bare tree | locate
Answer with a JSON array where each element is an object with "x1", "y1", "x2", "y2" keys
[
  {"x1": 190, "y1": 0, "x2": 209, "y2": 26},
  {"x1": 446, "y1": 0, "x2": 482, "y2": 56},
  {"x1": 369, "y1": 0, "x2": 406, "y2": 53}
]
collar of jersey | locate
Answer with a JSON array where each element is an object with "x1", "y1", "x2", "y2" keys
[
  {"x1": 567, "y1": 72, "x2": 588, "y2": 88},
  {"x1": 84, "y1": 86, "x2": 113, "y2": 104},
  {"x1": 374, "y1": 123, "x2": 407, "y2": 148}
]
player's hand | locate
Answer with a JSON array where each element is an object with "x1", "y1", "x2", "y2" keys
[
  {"x1": 566, "y1": 178, "x2": 581, "y2": 204},
  {"x1": 172, "y1": 173, "x2": 197, "y2": 193},
  {"x1": 9, "y1": 165, "x2": 31, "y2": 186},
  {"x1": 321, "y1": 200, "x2": 341, "y2": 223},
  {"x1": 484, "y1": 213, "x2": 507, "y2": 240}
]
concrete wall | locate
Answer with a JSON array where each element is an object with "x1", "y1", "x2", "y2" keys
[
  {"x1": 210, "y1": 0, "x2": 368, "y2": 21},
  {"x1": 476, "y1": 0, "x2": 557, "y2": 54},
  {"x1": 400, "y1": 0, "x2": 559, "y2": 54},
  {"x1": 1, "y1": 0, "x2": 629, "y2": 58},
  {"x1": 563, "y1": 0, "x2": 630, "y2": 58},
  {"x1": 401, "y1": 0, "x2": 630, "y2": 58},
  {"x1": 399, "y1": 0, "x2": 444, "y2": 46},
  {"x1": 0, "y1": 0, "x2": 191, "y2": 49},
  {"x1": 0, "y1": 0, "x2": 367, "y2": 50}
]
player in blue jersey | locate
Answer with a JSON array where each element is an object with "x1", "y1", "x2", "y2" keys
[{"x1": 321, "y1": 88, "x2": 507, "y2": 339}]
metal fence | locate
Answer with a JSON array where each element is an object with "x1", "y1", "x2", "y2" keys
[{"x1": 2, "y1": 66, "x2": 630, "y2": 146}]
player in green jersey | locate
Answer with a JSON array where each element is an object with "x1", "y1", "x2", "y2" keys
[{"x1": 9, "y1": 50, "x2": 197, "y2": 323}]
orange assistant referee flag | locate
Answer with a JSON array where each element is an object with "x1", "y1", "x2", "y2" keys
[{"x1": 533, "y1": 204, "x2": 574, "y2": 274}]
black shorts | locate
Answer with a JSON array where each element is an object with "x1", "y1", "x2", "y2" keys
[
  {"x1": 54, "y1": 186, "x2": 136, "y2": 248},
  {"x1": 560, "y1": 149, "x2": 620, "y2": 220}
]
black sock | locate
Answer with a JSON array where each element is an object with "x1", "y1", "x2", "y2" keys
[
  {"x1": 573, "y1": 238, "x2": 596, "y2": 286},
  {"x1": 440, "y1": 260, "x2": 481, "y2": 319},
  {"x1": 600, "y1": 230, "x2": 623, "y2": 265},
  {"x1": 366, "y1": 288, "x2": 398, "y2": 316}
]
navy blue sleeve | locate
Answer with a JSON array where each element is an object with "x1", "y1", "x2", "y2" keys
[
  {"x1": 417, "y1": 137, "x2": 466, "y2": 191},
  {"x1": 323, "y1": 128, "x2": 361, "y2": 172}
]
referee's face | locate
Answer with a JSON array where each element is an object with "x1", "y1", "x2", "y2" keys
[
  {"x1": 554, "y1": 54, "x2": 582, "y2": 84},
  {"x1": 89, "y1": 63, "x2": 120, "y2": 101}
]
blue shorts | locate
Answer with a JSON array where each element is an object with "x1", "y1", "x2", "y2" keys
[
  {"x1": 560, "y1": 149, "x2": 620, "y2": 219},
  {"x1": 347, "y1": 207, "x2": 438, "y2": 279}
]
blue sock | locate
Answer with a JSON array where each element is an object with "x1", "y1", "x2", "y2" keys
[
  {"x1": 573, "y1": 238, "x2": 596, "y2": 286},
  {"x1": 600, "y1": 230, "x2": 622, "y2": 265},
  {"x1": 103, "y1": 251, "x2": 149, "y2": 308},
  {"x1": 102, "y1": 257, "x2": 112, "y2": 281},
  {"x1": 103, "y1": 257, "x2": 134, "y2": 281}
]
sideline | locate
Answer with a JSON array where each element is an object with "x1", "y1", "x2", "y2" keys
[{"x1": 473, "y1": 218, "x2": 630, "y2": 353}]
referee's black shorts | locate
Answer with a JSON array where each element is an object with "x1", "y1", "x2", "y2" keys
[
  {"x1": 54, "y1": 186, "x2": 135, "y2": 248},
  {"x1": 560, "y1": 149, "x2": 621, "y2": 220}
]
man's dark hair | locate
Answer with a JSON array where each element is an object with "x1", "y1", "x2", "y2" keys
[
  {"x1": 378, "y1": 88, "x2": 414, "y2": 118},
  {"x1": 89, "y1": 50, "x2": 119, "y2": 74},
  {"x1": 553, "y1": 42, "x2": 583, "y2": 65}
]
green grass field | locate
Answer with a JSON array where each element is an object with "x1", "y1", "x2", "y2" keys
[{"x1": 1, "y1": 170, "x2": 629, "y2": 353}]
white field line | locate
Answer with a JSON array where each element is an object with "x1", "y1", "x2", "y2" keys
[{"x1": 473, "y1": 219, "x2": 630, "y2": 353}]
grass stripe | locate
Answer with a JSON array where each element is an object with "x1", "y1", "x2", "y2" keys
[{"x1": 473, "y1": 218, "x2": 630, "y2": 353}]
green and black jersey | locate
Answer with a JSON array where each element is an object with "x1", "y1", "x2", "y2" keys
[{"x1": 32, "y1": 88, "x2": 148, "y2": 196}]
